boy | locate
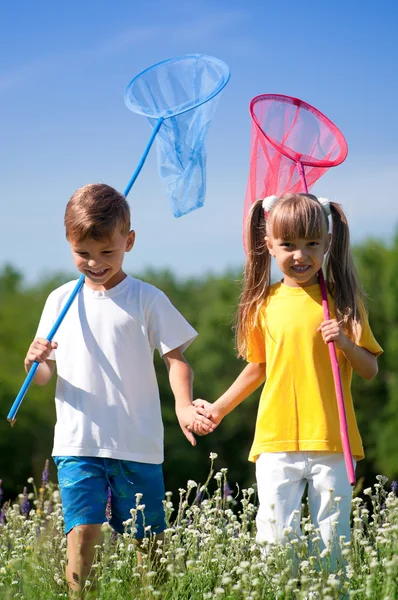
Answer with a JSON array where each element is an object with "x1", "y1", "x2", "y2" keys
[{"x1": 24, "y1": 183, "x2": 213, "y2": 595}]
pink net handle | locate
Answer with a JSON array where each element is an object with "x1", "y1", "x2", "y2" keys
[
  {"x1": 244, "y1": 94, "x2": 354, "y2": 485},
  {"x1": 296, "y1": 131, "x2": 355, "y2": 486},
  {"x1": 318, "y1": 271, "x2": 356, "y2": 486}
]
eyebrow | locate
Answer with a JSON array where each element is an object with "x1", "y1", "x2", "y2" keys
[
  {"x1": 74, "y1": 247, "x2": 115, "y2": 252},
  {"x1": 278, "y1": 238, "x2": 321, "y2": 244}
]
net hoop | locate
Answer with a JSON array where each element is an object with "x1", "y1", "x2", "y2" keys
[
  {"x1": 250, "y1": 94, "x2": 348, "y2": 167},
  {"x1": 125, "y1": 54, "x2": 230, "y2": 119}
]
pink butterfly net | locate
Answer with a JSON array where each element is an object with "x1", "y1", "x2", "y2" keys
[
  {"x1": 242, "y1": 94, "x2": 354, "y2": 485},
  {"x1": 243, "y1": 94, "x2": 348, "y2": 230}
]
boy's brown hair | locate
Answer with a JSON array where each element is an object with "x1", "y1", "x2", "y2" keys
[{"x1": 64, "y1": 183, "x2": 131, "y2": 242}]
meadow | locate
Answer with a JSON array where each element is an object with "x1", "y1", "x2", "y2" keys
[
  {"x1": 1, "y1": 239, "x2": 398, "y2": 599},
  {"x1": 1, "y1": 455, "x2": 398, "y2": 600}
]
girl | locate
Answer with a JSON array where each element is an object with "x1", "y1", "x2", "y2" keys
[{"x1": 191, "y1": 193, "x2": 382, "y2": 559}]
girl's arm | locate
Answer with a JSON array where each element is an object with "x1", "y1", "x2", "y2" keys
[
  {"x1": 342, "y1": 342, "x2": 378, "y2": 380},
  {"x1": 194, "y1": 362, "x2": 266, "y2": 430},
  {"x1": 163, "y1": 347, "x2": 215, "y2": 446},
  {"x1": 318, "y1": 320, "x2": 378, "y2": 380}
]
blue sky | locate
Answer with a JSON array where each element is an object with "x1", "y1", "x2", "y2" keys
[{"x1": 1, "y1": 0, "x2": 397, "y2": 282}]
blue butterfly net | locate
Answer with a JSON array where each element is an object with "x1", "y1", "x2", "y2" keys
[{"x1": 125, "y1": 54, "x2": 230, "y2": 217}]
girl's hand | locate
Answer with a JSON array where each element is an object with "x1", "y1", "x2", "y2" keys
[
  {"x1": 317, "y1": 319, "x2": 348, "y2": 350},
  {"x1": 176, "y1": 404, "x2": 215, "y2": 446},
  {"x1": 187, "y1": 399, "x2": 224, "y2": 436}
]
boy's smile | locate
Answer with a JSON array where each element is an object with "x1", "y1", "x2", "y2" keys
[{"x1": 70, "y1": 230, "x2": 135, "y2": 291}]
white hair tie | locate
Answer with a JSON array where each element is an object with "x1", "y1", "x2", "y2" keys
[
  {"x1": 262, "y1": 195, "x2": 279, "y2": 213},
  {"x1": 318, "y1": 197, "x2": 331, "y2": 217},
  {"x1": 261, "y1": 194, "x2": 331, "y2": 217}
]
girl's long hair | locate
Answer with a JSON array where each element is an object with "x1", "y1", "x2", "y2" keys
[{"x1": 236, "y1": 193, "x2": 365, "y2": 357}]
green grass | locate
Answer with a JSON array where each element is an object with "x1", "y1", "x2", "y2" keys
[{"x1": 1, "y1": 457, "x2": 398, "y2": 599}]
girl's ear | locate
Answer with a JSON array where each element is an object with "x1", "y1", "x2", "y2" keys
[
  {"x1": 324, "y1": 233, "x2": 332, "y2": 255},
  {"x1": 265, "y1": 236, "x2": 275, "y2": 257}
]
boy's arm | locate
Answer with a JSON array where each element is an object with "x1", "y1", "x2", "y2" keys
[
  {"x1": 24, "y1": 338, "x2": 57, "y2": 386},
  {"x1": 194, "y1": 362, "x2": 266, "y2": 430},
  {"x1": 163, "y1": 347, "x2": 215, "y2": 446}
]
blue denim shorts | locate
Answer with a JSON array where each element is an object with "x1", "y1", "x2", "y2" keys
[{"x1": 53, "y1": 456, "x2": 166, "y2": 538}]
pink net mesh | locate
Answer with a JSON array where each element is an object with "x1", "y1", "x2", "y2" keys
[{"x1": 243, "y1": 94, "x2": 348, "y2": 232}]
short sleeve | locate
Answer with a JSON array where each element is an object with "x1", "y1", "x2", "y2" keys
[
  {"x1": 145, "y1": 290, "x2": 198, "y2": 356},
  {"x1": 246, "y1": 313, "x2": 266, "y2": 363},
  {"x1": 35, "y1": 293, "x2": 57, "y2": 360},
  {"x1": 357, "y1": 311, "x2": 383, "y2": 357}
]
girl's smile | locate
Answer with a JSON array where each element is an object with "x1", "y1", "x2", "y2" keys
[
  {"x1": 291, "y1": 265, "x2": 311, "y2": 272},
  {"x1": 266, "y1": 236, "x2": 330, "y2": 288}
]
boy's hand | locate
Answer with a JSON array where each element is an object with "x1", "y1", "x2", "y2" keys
[
  {"x1": 317, "y1": 319, "x2": 348, "y2": 350},
  {"x1": 176, "y1": 404, "x2": 215, "y2": 447},
  {"x1": 24, "y1": 338, "x2": 58, "y2": 370},
  {"x1": 188, "y1": 399, "x2": 224, "y2": 436}
]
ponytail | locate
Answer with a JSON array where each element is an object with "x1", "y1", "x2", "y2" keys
[
  {"x1": 325, "y1": 202, "x2": 365, "y2": 340},
  {"x1": 236, "y1": 200, "x2": 272, "y2": 357}
]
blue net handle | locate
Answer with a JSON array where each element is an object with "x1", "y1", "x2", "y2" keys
[
  {"x1": 7, "y1": 120, "x2": 165, "y2": 424},
  {"x1": 7, "y1": 54, "x2": 231, "y2": 423}
]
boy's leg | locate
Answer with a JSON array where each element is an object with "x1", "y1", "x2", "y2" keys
[
  {"x1": 66, "y1": 524, "x2": 102, "y2": 595},
  {"x1": 54, "y1": 457, "x2": 109, "y2": 594},
  {"x1": 136, "y1": 531, "x2": 165, "y2": 573},
  {"x1": 255, "y1": 452, "x2": 307, "y2": 548},
  {"x1": 109, "y1": 460, "x2": 166, "y2": 580},
  {"x1": 109, "y1": 460, "x2": 166, "y2": 540},
  {"x1": 307, "y1": 453, "x2": 354, "y2": 568}
]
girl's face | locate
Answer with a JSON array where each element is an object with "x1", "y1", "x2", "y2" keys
[{"x1": 266, "y1": 233, "x2": 330, "y2": 288}]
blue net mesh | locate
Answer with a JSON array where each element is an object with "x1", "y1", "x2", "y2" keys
[{"x1": 125, "y1": 54, "x2": 230, "y2": 217}]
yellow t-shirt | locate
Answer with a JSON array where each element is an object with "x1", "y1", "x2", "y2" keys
[{"x1": 247, "y1": 281, "x2": 383, "y2": 462}]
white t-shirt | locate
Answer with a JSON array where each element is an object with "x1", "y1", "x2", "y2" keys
[{"x1": 36, "y1": 275, "x2": 198, "y2": 464}]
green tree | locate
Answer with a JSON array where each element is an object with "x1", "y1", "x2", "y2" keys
[{"x1": 0, "y1": 235, "x2": 396, "y2": 502}]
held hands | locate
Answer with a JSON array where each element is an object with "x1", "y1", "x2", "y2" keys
[
  {"x1": 24, "y1": 338, "x2": 58, "y2": 371},
  {"x1": 187, "y1": 399, "x2": 224, "y2": 437},
  {"x1": 176, "y1": 404, "x2": 216, "y2": 447},
  {"x1": 317, "y1": 319, "x2": 349, "y2": 350}
]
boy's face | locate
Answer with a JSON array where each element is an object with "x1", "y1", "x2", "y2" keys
[{"x1": 69, "y1": 230, "x2": 135, "y2": 290}]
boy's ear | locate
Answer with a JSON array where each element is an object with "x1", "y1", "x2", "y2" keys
[{"x1": 126, "y1": 230, "x2": 135, "y2": 252}]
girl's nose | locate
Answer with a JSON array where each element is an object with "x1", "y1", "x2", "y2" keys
[
  {"x1": 87, "y1": 259, "x2": 98, "y2": 267},
  {"x1": 293, "y1": 249, "x2": 306, "y2": 261}
]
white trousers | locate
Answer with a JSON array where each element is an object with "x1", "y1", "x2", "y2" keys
[{"x1": 256, "y1": 452, "x2": 354, "y2": 555}]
